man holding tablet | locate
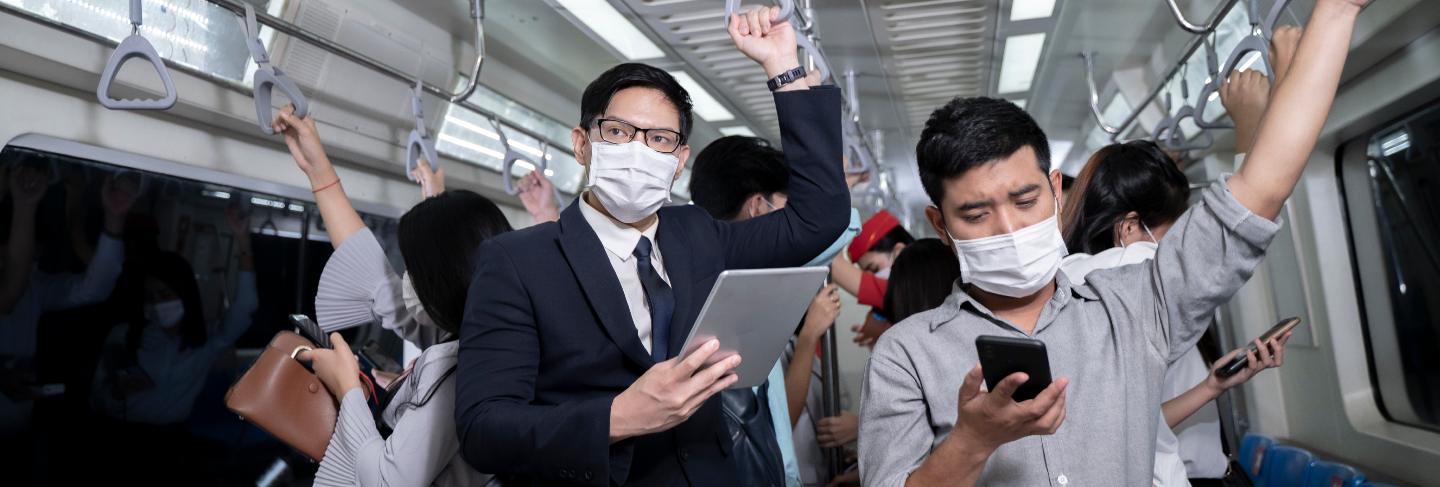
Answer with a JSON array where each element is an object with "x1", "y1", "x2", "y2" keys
[{"x1": 454, "y1": 6, "x2": 847, "y2": 486}]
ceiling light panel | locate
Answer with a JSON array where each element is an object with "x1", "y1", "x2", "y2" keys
[{"x1": 555, "y1": 0, "x2": 666, "y2": 60}]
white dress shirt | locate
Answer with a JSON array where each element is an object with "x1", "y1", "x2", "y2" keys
[{"x1": 579, "y1": 197, "x2": 671, "y2": 354}]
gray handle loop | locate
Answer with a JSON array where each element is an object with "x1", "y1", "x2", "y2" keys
[
  {"x1": 406, "y1": 79, "x2": 438, "y2": 181},
  {"x1": 1192, "y1": 35, "x2": 1233, "y2": 129},
  {"x1": 242, "y1": 4, "x2": 308, "y2": 135},
  {"x1": 796, "y1": 34, "x2": 831, "y2": 85},
  {"x1": 96, "y1": 0, "x2": 177, "y2": 110},
  {"x1": 724, "y1": 0, "x2": 794, "y2": 28},
  {"x1": 842, "y1": 121, "x2": 873, "y2": 176},
  {"x1": 490, "y1": 118, "x2": 548, "y2": 196},
  {"x1": 1162, "y1": 106, "x2": 1216, "y2": 151},
  {"x1": 1216, "y1": 0, "x2": 1294, "y2": 94}
]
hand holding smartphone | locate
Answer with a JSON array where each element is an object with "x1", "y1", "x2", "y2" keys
[
  {"x1": 1214, "y1": 317, "x2": 1300, "y2": 379},
  {"x1": 976, "y1": 335, "x2": 1053, "y2": 402}
]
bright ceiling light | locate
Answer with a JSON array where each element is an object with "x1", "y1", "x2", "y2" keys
[
  {"x1": 998, "y1": 33, "x2": 1046, "y2": 94},
  {"x1": 554, "y1": 0, "x2": 665, "y2": 60},
  {"x1": 669, "y1": 71, "x2": 735, "y2": 122},
  {"x1": 719, "y1": 126, "x2": 756, "y2": 137},
  {"x1": 1010, "y1": 0, "x2": 1056, "y2": 21}
]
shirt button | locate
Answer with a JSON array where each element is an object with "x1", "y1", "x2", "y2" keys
[
  {"x1": 678, "y1": 448, "x2": 690, "y2": 462},
  {"x1": 1057, "y1": 474, "x2": 1068, "y2": 485}
]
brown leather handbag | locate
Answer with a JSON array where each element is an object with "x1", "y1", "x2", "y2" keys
[{"x1": 224, "y1": 331, "x2": 336, "y2": 461}]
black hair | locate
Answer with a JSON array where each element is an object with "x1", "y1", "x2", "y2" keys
[
  {"x1": 916, "y1": 97, "x2": 1051, "y2": 206},
  {"x1": 1060, "y1": 140, "x2": 1190, "y2": 255},
  {"x1": 398, "y1": 190, "x2": 512, "y2": 336},
  {"x1": 689, "y1": 135, "x2": 789, "y2": 220},
  {"x1": 579, "y1": 63, "x2": 693, "y2": 143},
  {"x1": 881, "y1": 239, "x2": 960, "y2": 324},
  {"x1": 120, "y1": 251, "x2": 207, "y2": 362},
  {"x1": 868, "y1": 226, "x2": 916, "y2": 255}
]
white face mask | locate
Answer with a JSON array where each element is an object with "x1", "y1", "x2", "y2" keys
[
  {"x1": 586, "y1": 141, "x2": 679, "y2": 224},
  {"x1": 874, "y1": 267, "x2": 893, "y2": 280},
  {"x1": 946, "y1": 200, "x2": 1068, "y2": 298},
  {"x1": 145, "y1": 300, "x2": 185, "y2": 329},
  {"x1": 401, "y1": 271, "x2": 435, "y2": 329}
]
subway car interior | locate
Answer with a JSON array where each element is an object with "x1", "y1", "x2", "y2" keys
[{"x1": 0, "y1": 0, "x2": 1437, "y2": 485}]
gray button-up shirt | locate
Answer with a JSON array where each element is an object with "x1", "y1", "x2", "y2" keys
[{"x1": 859, "y1": 177, "x2": 1280, "y2": 486}]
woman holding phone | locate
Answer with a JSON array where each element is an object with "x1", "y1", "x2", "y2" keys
[{"x1": 271, "y1": 106, "x2": 516, "y2": 486}]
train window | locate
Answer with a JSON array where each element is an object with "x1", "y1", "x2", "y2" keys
[
  {"x1": 1339, "y1": 99, "x2": 1440, "y2": 432},
  {"x1": 437, "y1": 81, "x2": 587, "y2": 194},
  {"x1": 1, "y1": 0, "x2": 287, "y2": 83},
  {"x1": 0, "y1": 144, "x2": 403, "y2": 483}
]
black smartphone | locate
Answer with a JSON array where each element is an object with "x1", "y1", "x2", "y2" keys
[
  {"x1": 290, "y1": 314, "x2": 331, "y2": 349},
  {"x1": 976, "y1": 335, "x2": 1052, "y2": 402},
  {"x1": 1215, "y1": 317, "x2": 1301, "y2": 378}
]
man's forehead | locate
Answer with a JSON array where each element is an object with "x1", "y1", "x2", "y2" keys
[
  {"x1": 604, "y1": 87, "x2": 680, "y2": 131},
  {"x1": 942, "y1": 152, "x2": 1048, "y2": 206}
]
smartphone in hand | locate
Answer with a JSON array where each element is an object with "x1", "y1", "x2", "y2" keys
[
  {"x1": 976, "y1": 335, "x2": 1053, "y2": 402},
  {"x1": 1215, "y1": 317, "x2": 1300, "y2": 378},
  {"x1": 290, "y1": 314, "x2": 330, "y2": 349}
]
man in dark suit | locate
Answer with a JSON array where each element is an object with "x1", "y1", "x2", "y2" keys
[{"x1": 454, "y1": 7, "x2": 848, "y2": 486}]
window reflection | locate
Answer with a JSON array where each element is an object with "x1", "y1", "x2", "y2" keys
[{"x1": 0, "y1": 145, "x2": 402, "y2": 484}]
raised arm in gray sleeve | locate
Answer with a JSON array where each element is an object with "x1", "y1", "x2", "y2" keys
[{"x1": 1088, "y1": 176, "x2": 1281, "y2": 363}]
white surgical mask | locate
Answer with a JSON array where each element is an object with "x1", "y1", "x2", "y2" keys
[
  {"x1": 874, "y1": 267, "x2": 892, "y2": 280},
  {"x1": 145, "y1": 300, "x2": 185, "y2": 329},
  {"x1": 401, "y1": 271, "x2": 434, "y2": 329},
  {"x1": 946, "y1": 200, "x2": 1068, "y2": 298},
  {"x1": 586, "y1": 141, "x2": 679, "y2": 224}
]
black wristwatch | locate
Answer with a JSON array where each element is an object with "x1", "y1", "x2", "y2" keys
[{"x1": 767, "y1": 66, "x2": 807, "y2": 92}]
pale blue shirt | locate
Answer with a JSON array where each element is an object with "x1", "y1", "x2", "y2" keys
[{"x1": 761, "y1": 361, "x2": 802, "y2": 487}]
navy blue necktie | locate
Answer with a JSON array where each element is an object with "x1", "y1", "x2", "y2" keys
[{"x1": 634, "y1": 237, "x2": 674, "y2": 362}]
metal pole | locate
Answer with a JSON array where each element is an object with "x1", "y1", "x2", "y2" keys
[{"x1": 820, "y1": 325, "x2": 844, "y2": 479}]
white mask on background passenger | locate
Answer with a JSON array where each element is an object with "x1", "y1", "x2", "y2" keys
[
  {"x1": 947, "y1": 200, "x2": 1068, "y2": 298},
  {"x1": 874, "y1": 267, "x2": 893, "y2": 280},
  {"x1": 145, "y1": 300, "x2": 185, "y2": 329},
  {"x1": 586, "y1": 141, "x2": 679, "y2": 223},
  {"x1": 401, "y1": 271, "x2": 434, "y2": 329}
]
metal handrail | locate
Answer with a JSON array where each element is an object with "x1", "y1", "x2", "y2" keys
[
  {"x1": 0, "y1": 0, "x2": 585, "y2": 169},
  {"x1": 202, "y1": 0, "x2": 484, "y2": 105},
  {"x1": 1107, "y1": 0, "x2": 1243, "y2": 141},
  {"x1": 1081, "y1": 51, "x2": 1122, "y2": 135},
  {"x1": 1164, "y1": 0, "x2": 1222, "y2": 34}
]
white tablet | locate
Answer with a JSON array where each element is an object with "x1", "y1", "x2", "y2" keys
[{"x1": 678, "y1": 267, "x2": 830, "y2": 389}]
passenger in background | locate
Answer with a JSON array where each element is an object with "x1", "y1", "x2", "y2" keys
[
  {"x1": 0, "y1": 160, "x2": 134, "y2": 435},
  {"x1": 270, "y1": 106, "x2": 505, "y2": 486},
  {"x1": 517, "y1": 169, "x2": 561, "y2": 225},
  {"x1": 859, "y1": 1, "x2": 1366, "y2": 484},
  {"x1": 879, "y1": 239, "x2": 959, "y2": 326},
  {"x1": 689, "y1": 134, "x2": 802, "y2": 487},
  {"x1": 91, "y1": 208, "x2": 256, "y2": 482},
  {"x1": 454, "y1": 6, "x2": 848, "y2": 485},
  {"x1": 1059, "y1": 27, "x2": 1302, "y2": 487},
  {"x1": 829, "y1": 210, "x2": 914, "y2": 348}
]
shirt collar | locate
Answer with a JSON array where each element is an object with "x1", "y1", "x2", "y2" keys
[
  {"x1": 929, "y1": 274, "x2": 1094, "y2": 332},
  {"x1": 578, "y1": 193, "x2": 660, "y2": 262}
]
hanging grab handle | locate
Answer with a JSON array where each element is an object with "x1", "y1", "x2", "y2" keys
[
  {"x1": 723, "y1": 0, "x2": 794, "y2": 28},
  {"x1": 96, "y1": 0, "x2": 177, "y2": 110},
  {"x1": 796, "y1": 33, "x2": 831, "y2": 85},
  {"x1": 1164, "y1": 0, "x2": 1221, "y2": 34},
  {"x1": 490, "y1": 117, "x2": 545, "y2": 195},
  {"x1": 405, "y1": 79, "x2": 439, "y2": 181},
  {"x1": 1216, "y1": 0, "x2": 1293, "y2": 92},
  {"x1": 1191, "y1": 35, "x2": 1233, "y2": 129},
  {"x1": 241, "y1": 4, "x2": 309, "y2": 135}
]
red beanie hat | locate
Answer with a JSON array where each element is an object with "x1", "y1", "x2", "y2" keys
[{"x1": 848, "y1": 210, "x2": 900, "y2": 262}]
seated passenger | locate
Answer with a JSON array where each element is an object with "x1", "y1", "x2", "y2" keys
[
  {"x1": 453, "y1": 7, "x2": 849, "y2": 485},
  {"x1": 270, "y1": 107, "x2": 509, "y2": 486},
  {"x1": 858, "y1": 2, "x2": 1366, "y2": 484}
]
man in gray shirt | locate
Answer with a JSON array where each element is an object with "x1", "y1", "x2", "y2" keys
[{"x1": 858, "y1": 1, "x2": 1369, "y2": 485}]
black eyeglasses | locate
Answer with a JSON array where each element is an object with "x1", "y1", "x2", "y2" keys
[{"x1": 591, "y1": 118, "x2": 684, "y2": 154}]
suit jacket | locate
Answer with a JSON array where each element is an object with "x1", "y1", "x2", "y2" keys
[{"x1": 455, "y1": 86, "x2": 846, "y2": 486}]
